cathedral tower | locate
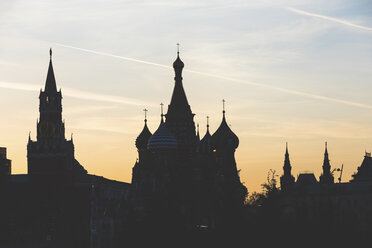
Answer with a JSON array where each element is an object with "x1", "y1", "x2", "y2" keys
[{"x1": 165, "y1": 48, "x2": 197, "y2": 154}]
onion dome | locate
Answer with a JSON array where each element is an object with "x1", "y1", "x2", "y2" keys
[
  {"x1": 135, "y1": 119, "x2": 152, "y2": 150},
  {"x1": 200, "y1": 117, "x2": 212, "y2": 153},
  {"x1": 148, "y1": 114, "x2": 177, "y2": 151},
  {"x1": 173, "y1": 44, "x2": 184, "y2": 70},
  {"x1": 211, "y1": 101, "x2": 239, "y2": 150},
  {"x1": 173, "y1": 44, "x2": 184, "y2": 82},
  {"x1": 173, "y1": 54, "x2": 184, "y2": 69}
]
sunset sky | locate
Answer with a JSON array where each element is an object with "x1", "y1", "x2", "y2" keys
[{"x1": 0, "y1": 0, "x2": 372, "y2": 192}]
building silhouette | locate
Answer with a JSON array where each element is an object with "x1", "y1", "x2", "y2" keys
[
  {"x1": 130, "y1": 51, "x2": 247, "y2": 231},
  {"x1": 28, "y1": 49, "x2": 87, "y2": 184},
  {"x1": 278, "y1": 142, "x2": 372, "y2": 240},
  {"x1": 1, "y1": 50, "x2": 130, "y2": 248},
  {"x1": 0, "y1": 147, "x2": 11, "y2": 183}
]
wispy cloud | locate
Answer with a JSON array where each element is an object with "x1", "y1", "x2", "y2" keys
[
  {"x1": 56, "y1": 43, "x2": 372, "y2": 110},
  {"x1": 287, "y1": 7, "x2": 372, "y2": 31},
  {"x1": 0, "y1": 81, "x2": 151, "y2": 106}
]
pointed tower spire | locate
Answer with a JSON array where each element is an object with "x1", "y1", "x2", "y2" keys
[
  {"x1": 45, "y1": 48, "x2": 57, "y2": 93},
  {"x1": 320, "y1": 141, "x2": 334, "y2": 184},
  {"x1": 285, "y1": 141, "x2": 288, "y2": 155},
  {"x1": 280, "y1": 142, "x2": 295, "y2": 191},
  {"x1": 284, "y1": 142, "x2": 291, "y2": 168},
  {"x1": 324, "y1": 141, "x2": 329, "y2": 163}
]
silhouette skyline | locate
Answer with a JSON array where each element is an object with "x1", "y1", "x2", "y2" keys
[{"x1": 1, "y1": 1, "x2": 372, "y2": 192}]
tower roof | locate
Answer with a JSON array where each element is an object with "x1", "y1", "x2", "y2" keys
[
  {"x1": 211, "y1": 100, "x2": 239, "y2": 150},
  {"x1": 284, "y1": 142, "x2": 291, "y2": 168},
  {"x1": 44, "y1": 48, "x2": 57, "y2": 94}
]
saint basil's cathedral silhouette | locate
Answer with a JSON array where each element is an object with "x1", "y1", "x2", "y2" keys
[{"x1": 130, "y1": 49, "x2": 247, "y2": 230}]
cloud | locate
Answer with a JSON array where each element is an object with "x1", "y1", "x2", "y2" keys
[
  {"x1": 56, "y1": 43, "x2": 372, "y2": 110},
  {"x1": 287, "y1": 7, "x2": 372, "y2": 32},
  {"x1": 0, "y1": 81, "x2": 151, "y2": 106}
]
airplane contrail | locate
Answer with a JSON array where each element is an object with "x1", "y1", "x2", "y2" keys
[
  {"x1": 55, "y1": 43, "x2": 372, "y2": 110},
  {"x1": 287, "y1": 7, "x2": 372, "y2": 31},
  {"x1": 0, "y1": 81, "x2": 149, "y2": 106}
]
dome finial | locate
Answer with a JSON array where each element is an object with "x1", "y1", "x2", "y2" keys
[
  {"x1": 49, "y1": 48, "x2": 52, "y2": 59},
  {"x1": 143, "y1": 108, "x2": 148, "y2": 123},
  {"x1": 177, "y1": 43, "x2": 180, "y2": 56},
  {"x1": 160, "y1": 103, "x2": 164, "y2": 123},
  {"x1": 207, "y1": 116, "x2": 210, "y2": 131},
  {"x1": 222, "y1": 99, "x2": 226, "y2": 117}
]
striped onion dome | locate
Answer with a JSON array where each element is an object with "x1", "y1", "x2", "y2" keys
[{"x1": 147, "y1": 119, "x2": 177, "y2": 151}]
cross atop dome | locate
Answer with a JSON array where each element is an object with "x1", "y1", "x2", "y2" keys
[{"x1": 143, "y1": 109, "x2": 148, "y2": 122}]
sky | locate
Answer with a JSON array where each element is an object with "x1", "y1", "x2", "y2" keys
[{"x1": 0, "y1": 0, "x2": 372, "y2": 192}]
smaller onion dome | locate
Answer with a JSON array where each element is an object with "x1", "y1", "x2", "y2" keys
[
  {"x1": 200, "y1": 129, "x2": 212, "y2": 154},
  {"x1": 211, "y1": 103, "x2": 239, "y2": 150},
  {"x1": 200, "y1": 117, "x2": 212, "y2": 154},
  {"x1": 135, "y1": 119, "x2": 152, "y2": 150},
  {"x1": 148, "y1": 117, "x2": 177, "y2": 151}
]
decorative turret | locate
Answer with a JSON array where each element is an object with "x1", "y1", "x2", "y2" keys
[
  {"x1": 280, "y1": 142, "x2": 295, "y2": 191},
  {"x1": 211, "y1": 100, "x2": 239, "y2": 151},
  {"x1": 200, "y1": 116, "x2": 212, "y2": 154},
  {"x1": 135, "y1": 109, "x2": 152, "y2": 150},
  {"x1": 319, "y1": 142, "x2": 334, "y2": 184},
  {"x1": 148, "y1": 103, "x2": 177, "y2": 151}
]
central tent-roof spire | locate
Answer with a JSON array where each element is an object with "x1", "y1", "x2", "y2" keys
[
  {"x1": 165, "y1": 44, "x2": 196, "y2": 152},
  {"x1": 168, "y1": 43, "x2": 190, "y2": 110}
]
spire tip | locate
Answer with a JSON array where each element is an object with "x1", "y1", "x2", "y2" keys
[{"x1": 160, "y1": 103, "x2": 164, "y2": 123}]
